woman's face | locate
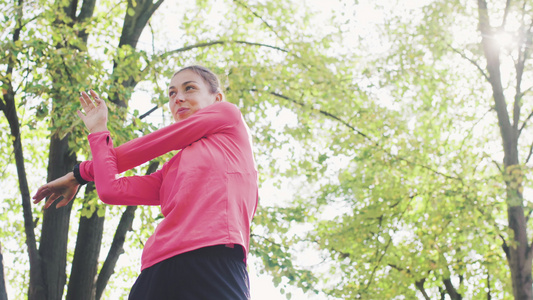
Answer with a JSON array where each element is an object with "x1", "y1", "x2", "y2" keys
[{"x1": 168, "y1": 69, "x2": 222, "y2": 122}]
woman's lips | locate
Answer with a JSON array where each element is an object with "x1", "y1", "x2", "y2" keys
[{"x1": 177, "y1": 107, "x2": 189, "y2": 114}]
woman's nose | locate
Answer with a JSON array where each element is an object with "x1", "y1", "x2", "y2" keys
[{"x1": 175, "y1": 93, "x2": 185, "y2": 102}]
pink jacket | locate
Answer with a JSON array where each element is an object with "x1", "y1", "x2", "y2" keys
[{"x1": 81, "y1": 101, "x2": 258, "y2": 270}]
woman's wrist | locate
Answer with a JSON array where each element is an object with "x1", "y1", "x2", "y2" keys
[
  {"x1": 89, "y1": 125, "x2": 109, "y2": 134},
  {"x1": 72, "y1": 164, "x2": 89, "y2": 185}
]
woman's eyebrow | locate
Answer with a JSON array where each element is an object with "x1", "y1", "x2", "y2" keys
[
  {"x1": 169, "y1": 81, "x2": 198, "y2": 90},
  {"x1": 181, "y1": 80, "x2": 198, "y2": 86}
]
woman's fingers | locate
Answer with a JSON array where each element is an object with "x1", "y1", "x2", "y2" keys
[
  {"x1": 89, "y1": 90, "x2": 101, "y2": 101},
  {"x1": 32, "y1": 186, "x2": 51, "y2": 203},
  {"x1": 80, "y1": 91, "x2": 94, "y2": 112},
  {"x1": 78, "y1": 89, "x2": 109, "y2": 133},
  {"x1": 44, "y1": 193, "x2": 61, "y2": 209},
  {"x1": 56, "y1": 195, "x2": 73, "y2": 208},
  {"x1": 76, "y1": 109, "x2": 85, "y2": 120},
  {"x1": 80, "y1": 90, "x2": 106, "y2": 114}
]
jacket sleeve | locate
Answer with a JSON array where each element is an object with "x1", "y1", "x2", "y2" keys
[
  {"x1": 88, "y1": 131, "x2": 163, "y2": 206},
  {"x1": 79, "y1": 101, "x2": 240, "y2": 181}
]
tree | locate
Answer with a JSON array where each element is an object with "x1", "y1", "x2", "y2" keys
[
  {"x1": 2, "y1": 0, "x2": 164, "y2": 298},
  {"x1": 477, "y1": 0, "x2": 533, "y2": 298},
  {"x1": 0, "y1": 0, "x2": 345, "y2": 298},
  {"x1": 253, "y1": 0, "x2": 533, "y2": 299}
]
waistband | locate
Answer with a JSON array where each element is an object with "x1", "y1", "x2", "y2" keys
[{"x1": 180, "y1": 244, "x2": 244, "y2": 260}]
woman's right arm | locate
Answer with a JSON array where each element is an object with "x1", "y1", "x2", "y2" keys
[
  {"x1": 33, "y1": 91, "x2": 161, "y2": 207},
  {"x1": 32, "y1": 172, "x2": 80, "y2": 209}
]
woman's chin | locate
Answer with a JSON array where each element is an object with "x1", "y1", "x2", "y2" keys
[{"x1": 174, "y1": 113, "x2": 191, "y2": 122}]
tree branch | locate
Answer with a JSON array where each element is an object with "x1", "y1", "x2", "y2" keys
[
  {"x1": 518, "y1": 109, "x2": 533, "y2": 138},
  {"x1": 77, "y1": 0, "x2": 96, "y2": 23},
  {"x1": 526, "y1": 140, "x2": 533, "y2": 164},
  {"x1": 364, "y1": 232, "x2": 393, "y2": 291},
  {"x1": 415, "y1": 278, "x2": 431, "y2": 300},
  {"x1": 459, "y1": 108, "x2": 492, "y2": 152},
  {"x1": 487, "y1": 271, "x2": 492, "y2": 300},
  {"x1": 512, "y1": 15, "x2": 533, "y2": 131},
  {"x1": 448, "y1": 44, "x2": 489, "y2": 82},
  {"x1": 491, "y1": 158, "x2": 503, "y2": 173},
  {"x1": 118, "y1": 0, "x2": 164, "y2": 49},
  {"x1": 526, "y1": 208, "x2": 533, "y2": 223},
  {"x1": 95, "y1": 206, "x2": 136, "y2": 300},
  {"x1": 500, "y1": 0, "x2": 512, "y2": 29},
  {"x1": 443, "y1": 278, "x2": 462, "y2": 300},
  {"x1": 260, "y1": 89, "x2": 462, "y2": 182},
  {"x1": 159, "y1": 40, "x2": 288, "y2": 61},
  {"x1": 66, "y1": 182, "x2": 105, "y2": 300},
  {"x1": 108, "y1": 0, "x2": 165, "y2": 108},
  {"x1": 500, "y1": 234, "x2": 510, "y2": 264},
  {"x1": 133, "y1": 39, "x2": 290, "y2": 108},
  {"x1": 517, "y1": 20, "x2": 533, "y2": 136},
  {"x1": 250, "y1": 233, "x2": 284, "y2": 249},
  {"x1": 388, "y1": 264, "x2": 430, "y2": 300},
  {"x1": 362, "y1": 195, "x2": 415, "y2": 293},
  {"x1": 232, "y1": 0, "x2": 286, "y2": 44},
  {"x1": 139, "y1": 105, "x2": 158, "y2": 120}
]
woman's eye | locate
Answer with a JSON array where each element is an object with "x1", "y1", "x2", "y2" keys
[
  {"x1": 169, "y1": 91, "x2": 176, "y2": 97},
  {"x1": 185, "y1": 86, "x2": 195, "y2": 91}
]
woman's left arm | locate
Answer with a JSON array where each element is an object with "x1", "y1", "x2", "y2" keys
[
  {"x1": 88, "y1": 131, "x2": 162, "y2": 206},
  {"x1": 78, "y1": 91, "x2": 162, "y2": 205},
  {"x1": 79, "y1": 101, "x2": 241, "y2": 181}
]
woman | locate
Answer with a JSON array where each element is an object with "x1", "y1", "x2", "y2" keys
[{"x1": 33, "y1": 65, "x2": 258, "y2": 299}]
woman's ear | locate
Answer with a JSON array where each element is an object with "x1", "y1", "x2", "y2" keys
[{"x1": 215, "y1": 92, "x2": 223, "y2": 102}]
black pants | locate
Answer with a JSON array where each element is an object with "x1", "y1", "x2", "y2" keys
[{"x1": 128, "y1": 245, "x2": 250, "y2": 300}]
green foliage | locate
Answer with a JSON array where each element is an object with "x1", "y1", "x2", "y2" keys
[
  {"x1": 3, "y1": 0, "x2": 532, "y2": 298},
  {"x1": 247, "y1": 0, "x2": 528, "y2": 299}
]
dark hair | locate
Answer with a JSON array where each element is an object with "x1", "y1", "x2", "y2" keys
[{"x1": 173, "y1": 65, "x2": 224, "y2": 99}]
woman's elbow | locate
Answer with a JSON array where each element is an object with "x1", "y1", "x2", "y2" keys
[
  {"x1": 95, "y1": 182, "x2": 122, "y2": 204},
  {"x1": 97, "y1": 190, "x2": 116, "y2": 204}
]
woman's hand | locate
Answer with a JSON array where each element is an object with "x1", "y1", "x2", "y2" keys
[
  {"x1": 32, "y1": 172, "x2": 80, "y2": 209},
  {"x1": 77, "y1": 90, "x2": 108, "y2": 134}
]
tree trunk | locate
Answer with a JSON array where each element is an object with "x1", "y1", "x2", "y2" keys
[
  {"x1": 28, "y1": 0, "x2": 164, "y2": 298},
  {"x1": 66, "y1": 183, "x2": 105, "y2": 300},
  {"x1": 443, "y1": 278, "x2": 462, "y2": 300},
  {"x1": 3, "y1": 80, "x2": 46, "y2": 300},
  {"x1": 39, "y1": 134, "x2": 76, "y2": 300},
  {"x1": 1, "y1": 0, "x2": 46, "y2": 298},
  {"x1": 63, "y1": 1, "x2": 163, "y2": 297},
  {"x1": 0, "y1": 243, "x2": 7, "y2": 300},
  {"x1": 477, "y1": 1, "x2": 532, "y2": 299},
  {"x1": 36, "y1": 0, "x2": 99, "y2": 298},
  {"x1": 111, "y1": 0, "x2": 165, "y2": 108}
]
